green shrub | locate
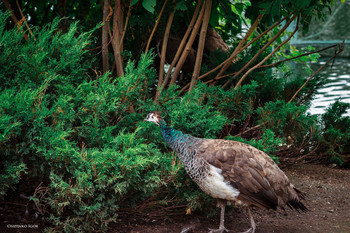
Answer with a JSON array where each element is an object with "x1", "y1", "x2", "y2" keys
[
  {"x1": 256, "y1": 100, "x2": 317, "y2": 145},
  {"x1": 45, "y1": 130, "x2": 167, "y2": 232},
  {"x1": 319, "y1": 100, "x2": 350, "y2": 165},
  {"x1": 159, "y1": 83, "x2": 228, "y2": 138},
  {"x1": 0, "y1": 14, "x2": 176, "y2": 232}
]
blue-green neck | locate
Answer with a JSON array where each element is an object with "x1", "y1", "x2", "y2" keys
[{"x1": 160, "y1": 120, "x2": 196, "y2": 154}]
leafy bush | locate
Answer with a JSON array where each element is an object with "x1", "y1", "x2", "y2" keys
[
  {"x1": 159, "y1": 83, "x2": 228, "y2": 138},
  {"x1": 0, "y1": 14, "x2": 176, "y2": 232},
  {"x1": 45, "y1": 130, "x2": 168, "y2": 232},
  {"x1": 256, "y1": 100, "x2": 317, "y2": 142},
  {"x1": 319, "y1": 100, "x2": 350, "y2": 165}
]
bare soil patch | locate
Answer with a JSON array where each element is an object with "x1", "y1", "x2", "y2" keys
[{"x1": 110, "y1": 163, "x2": 350, "y2": 233}]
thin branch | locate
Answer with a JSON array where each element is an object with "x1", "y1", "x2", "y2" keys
[
  {"x1": 15, "y1": 0, "x2": 35, "y2": 40},
  {"x1": 233, "y1": 123, "x2": 263, "y2": 137},
  {"x1": 180, "y1": 14, "x2": 276, "y2": 93},
  {"x1": 106, "y1": 5, "x2": 117, "y2": 47},
  {"x1": 189, "y1": 0, "x2": 212, "y2": 92},
  {"x1": 259, "y1": 44, "x2": 337, "y2": 69},
  {"x1": 214, "y1": 14, "x2": 264, "y2": 82},
  {"x1": 145, "y1": 0, "x2": 169, "y2": 52},
  {"x1": 3, "y1": 0, "x2": 29, "y2": 41},
  {"x1": 288, "y1": 41, "x2": 344, "y2": 103},
  {"x1": 195, "y1": 12, "x2": 293, "y2": 86},
  {"x1": 223, "y1": 14, "x2": 297, "y2": 88},
  {"x1": 155, "y1": 3, "x2": 176, "y2": 101},
  {"x1": 186, "y1": 14, "x2": 264, "y2": 90},
  {"x1": 161, "y1": 0, "x2": 203, "y2": 88},
  {"x1": 231, "y1": 15, "x2": 300, "y2": 136},
  {"x1": 119, "y1": 0, "x2": 132, "y2": 49},
  {"x1": 204, "y1": 71, "x2": 238, "y2": 84},
  {"x1": 169, "y1": 2, "x2": 206, "y2": 85},
  {"x1": 235, "y1": 14, "x2": 300, "y2": 89}
]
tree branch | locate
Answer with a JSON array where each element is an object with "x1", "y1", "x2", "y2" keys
[
  {"x1": 194, "y1": 12, "x2": 292, "y2": 86},
  {"x1": 3, "y1": 0, "x2": 29, "y2": 41},
  {"x1": 15, "y1": 0, "x2": 35, "y2": 40},
  {"x1": 155, "y1": 3, "x2": 176, "y2": 101},
  {"x1": 222, "y1": 14, "x2": 297, "y2": 88},
  {"x1": 213, "y1": 14, "x2": 264, "y2": 83},
  {"x1": 161, "y1": 0, "x2": 203, "y2": 89},
  {"x1": 119, "y1": 0, "x2": 132, "y2": 49},
  {"x1": 145, "y1": 0, "x2": 169, "y2": 52},
  {"x1": 288, "y1": 41, "x2": 344, "y2": 103},
  {"x1": 169, "y1": 1, "x2": 206, "y2": 86},
  {"x1": 189, "y1": 0, "x2": 212, "y2": 92},
  {"x1": 259, "y1": 44, "x2": 337, "y2": 69},
  {"x1": 102, "y1": 0, "x2": 110, "y2": 73},
  {"x1": 234, "y1": 14, "x2": 300, "y2": 89}
]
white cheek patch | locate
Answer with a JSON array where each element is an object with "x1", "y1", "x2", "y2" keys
[
  {"x1": 151, "y1": 116, "x2": 159, "y2": 125},
  {"x1": 198, "y1": 164, "x2": 240, "y2": 200}
]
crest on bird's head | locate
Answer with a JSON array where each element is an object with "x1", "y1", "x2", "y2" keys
[{"x1": 144, "y1": 111, "x2": 162, "y2": 126}]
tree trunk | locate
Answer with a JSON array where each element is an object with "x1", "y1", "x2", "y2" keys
[
  {"x1": 102, "y1": 0, "x2": 110, "y2": 73},
  {"x1": 111, "y1": 0, "x2": 124, "y2": 77},
  {"x1": 155, "y1": 4, "x2": 176, "y2": 101}
]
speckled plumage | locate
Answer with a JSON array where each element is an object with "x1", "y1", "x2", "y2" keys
[{"x1": 160, "y1": 119, "x2": 208, "y2": 183}]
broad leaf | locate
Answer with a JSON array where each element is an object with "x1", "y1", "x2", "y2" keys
[{"x1": 142, "y1": 0, "x2": 157, "y2": 13}]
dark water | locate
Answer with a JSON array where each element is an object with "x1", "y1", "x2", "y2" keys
[
  {"x1": 309, "y1": 58, "x2": 350, "y2": 116},
  {"x1": 290, "y1": 1, "x2": 350, "y2": 116}
]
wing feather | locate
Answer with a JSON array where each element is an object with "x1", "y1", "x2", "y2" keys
[{"x1": 197, "y1": 139, "x2": 284, "y2": 209}]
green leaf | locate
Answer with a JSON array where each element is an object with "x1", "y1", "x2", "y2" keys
[
  {"x1": 296, "y1": 0, "x2": 311, "y2": 8},
  {"x1": 176, "y1": 1, "x2": 187, "y2": 11},
  {"x1": 209, "y1": 7, "x2": 220, "y2": 26},
  {"x1": 131, "y1": 0, "x2": 139, "y2": 6},
  {"x1": 142, "y1": 0, "x2": 156, "y2": 13}
]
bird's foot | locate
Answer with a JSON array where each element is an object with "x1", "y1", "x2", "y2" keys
[
  {"x1": 239, "y1": 227, "x2": 255, "y2": 233},
  {"x1": 208, "y1": 227, "x2": 229, "y2": 233}
]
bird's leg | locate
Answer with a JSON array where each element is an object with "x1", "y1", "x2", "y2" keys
[
  {"x1": 240, "y1": 207, "x2": 256, "y2": 233},
  {"x1": 208, "y1": 199, "x2": 229, "y2": 233}
]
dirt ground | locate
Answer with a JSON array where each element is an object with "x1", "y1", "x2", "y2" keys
[
  {"x1": 110, "y1": 163, "x2": 350, "y2": 233},
  {"x1": 1, "y1": 163, "x2": 349, "y2": 233}
]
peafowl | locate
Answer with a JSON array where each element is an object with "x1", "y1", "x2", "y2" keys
[{"x1": 145, "y1": 111, "x2": 307, "y2": 233}]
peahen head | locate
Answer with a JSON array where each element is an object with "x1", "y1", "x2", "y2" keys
[{"x1": 144, "y1": 111, "x2": 162, "y2": 126}]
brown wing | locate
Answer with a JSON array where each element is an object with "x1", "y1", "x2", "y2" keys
[{"x1": 197, "y1": 139, "x2": 290, "y2": 209}]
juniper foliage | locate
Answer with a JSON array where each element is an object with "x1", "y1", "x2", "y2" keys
[{"x1": 0, "y1": 14, "x2": 173, "y2": 231}]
